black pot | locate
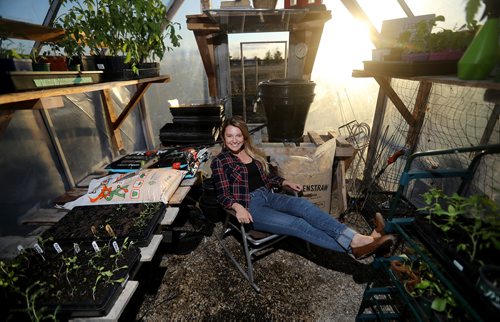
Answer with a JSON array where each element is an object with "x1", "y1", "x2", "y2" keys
[
  {"x1": 477, "y1": 265, "x2": 500, "y2": 310},
  {"x1": 0, "y1": 58, "x2": 33, "y2": 73},
  {"x1": 32, "y1": 62, "x2": 51, "y2": 71},
  {"x1": 96, "y1": 56, "x2": 129, "y2": 81},
  {"x1": 79, "y1": 56, "x2": 98, "y2": 71},
  {"x1": 258, "y1": 79, "x2": 316, "y2": 142},
  {"x1": 123, "y1": 62, "x2": 160, "y2": 79}
]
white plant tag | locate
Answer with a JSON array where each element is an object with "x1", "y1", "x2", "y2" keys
[
  {"x1": 453, "y1": 259, "x2": 464, "y2": 271},
  {"x1": 33, "y1": 243, "x2": 45, "y2": 261},
  {"x1": 53, "y1": 243, "x2": 63, "y2": 254},
  {"x1": 92, "y1": 241, "x2": 100, "y2": 252},
  {"x1": 33, "y1": 243, "x2": 43, "y2": 254},
  {"x1": 73, "y1": 243, "x2": 81, "y2": 254},
  {"x1": 17, "y1": 245, "x2": 24, "y2": 253},
  {"x1": 112, "y1": 241, "x2": 120, "y2": 253}
]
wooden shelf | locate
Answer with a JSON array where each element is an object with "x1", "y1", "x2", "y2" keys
[
  {"x1": 0, "y1": 75, "x2": 171, "y2": 153},
  {"x1": 0, "y1": 18, "x2": 65, "y2": 42},
  {"x1": 0, "y1": 75, "x2": 171, "y2": 107},
  {"x1": 352, "y1": 69, "x2": 500, "y2": 90},
  {"x1": 203, "y1": 9, "x2": 330, "y2": 33}
]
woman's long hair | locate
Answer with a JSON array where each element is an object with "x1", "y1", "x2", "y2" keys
[{"x1": 221, "y1": 116, "x2": 270, "y2": 174}]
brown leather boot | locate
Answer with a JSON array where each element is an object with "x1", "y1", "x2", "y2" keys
[{"x1": 351, "y1": 234, "x2": 395, "y2": 260}]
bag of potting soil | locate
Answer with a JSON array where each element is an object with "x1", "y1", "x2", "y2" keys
[{"x1": 62, "y1": 168, "x2": 186, "y2": 210}]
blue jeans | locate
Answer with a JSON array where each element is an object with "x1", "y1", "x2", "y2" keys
[{"x1": 248, "y1": 187, "x2": 356, "y2": 253}]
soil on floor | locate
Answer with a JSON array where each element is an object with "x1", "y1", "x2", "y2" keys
[{"x1": 125, "y1": 218, "x2": 385, "y2": 321}]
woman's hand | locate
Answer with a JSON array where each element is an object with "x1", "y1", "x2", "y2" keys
[
  {"x1": 283, "y1": 180, "x2": 303, "y2": 192},
  {"x1": 232, "y1": 203, "x2": 253, "y2": 224}
]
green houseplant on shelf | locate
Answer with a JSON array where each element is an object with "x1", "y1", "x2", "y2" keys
[
  {"x1": 56, "y1": 0, "x2": 181, "y2": 80},
  {"x1": 121, "y1": 0, "x2": 182, "y2": 77},
  {"x1": 396, "y1": 15, "x2": 475, "y2": 62},
  {"x1": 0, "y1": 38, "x2": 32, "y2": 72}
]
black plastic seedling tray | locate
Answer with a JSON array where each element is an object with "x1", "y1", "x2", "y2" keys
[{"x1": 42, "y1": 202, "x2": 166, "y2": 248}]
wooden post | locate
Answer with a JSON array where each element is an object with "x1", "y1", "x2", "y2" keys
[{"x1": 101, "y1": 89, "x2": 125, "y2": 154}]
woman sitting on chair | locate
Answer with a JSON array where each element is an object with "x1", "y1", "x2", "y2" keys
[{"x1": 210, "y1": 116, "x2": 395, "y2": 260}]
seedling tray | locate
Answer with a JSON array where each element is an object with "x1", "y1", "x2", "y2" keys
[
  {"x1": 42, "y1": 202, "x2": 166, "y2": 247},
  {"x1": 5, "y1": 71, "x2": 103, "y2": 91},
  {"x1": 409, "y1": 217, "x2": 498, "y2": 320},
  {"x1": 1, "y1": 242, "x2": 140, "y2": 319},
  {"x1": 105, "y1": 150, "x2": 189, "y2": 173}
]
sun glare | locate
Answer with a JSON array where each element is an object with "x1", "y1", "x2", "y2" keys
[{"x1": 313, "y1": 17, "x2": 372, "y2": 81}]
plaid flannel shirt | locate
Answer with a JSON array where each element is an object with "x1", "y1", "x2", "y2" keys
[{"x1": 210, "y1": 149, "x2": 284, "y2": 209}]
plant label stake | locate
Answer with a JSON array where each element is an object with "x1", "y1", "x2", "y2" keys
[
  {"x1": 73, "y1": 243, "x2": 81, "y2": 254},
  {"x1": 92, "y1": 241, "x2": 100, "y2": 253},
  {"x1": 453, "y1": 259, "x2": 464, "y2": 272},
  {"x1": 33, "y1": 243, "x2": 46, "y2": 261},
  {"x1": 53, "y1": 242, "x2": 63, "y2": 254},
  {"x1": 112, "y1": 241, "x2": 120, "y2": 253},
  {"x1": 17, "y1": 245, "x2": 24, "y2": 253}
]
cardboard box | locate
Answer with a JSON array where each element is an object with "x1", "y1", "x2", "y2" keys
[{"x1": 259, "y1": 138, "x2": 336, "y2": 212}]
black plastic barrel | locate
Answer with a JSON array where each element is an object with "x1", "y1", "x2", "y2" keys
[{"x1": 258, "y1": 79, "x2": 316, "y2": 142}]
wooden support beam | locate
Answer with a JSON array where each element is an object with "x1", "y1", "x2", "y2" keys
[
  {"x1": 479, "y1": 103, "x2": 500, "y2": 146},
  {"x1": 363, "y1": 87, "x2": 388, "y2": 181},
  {"x1": 405, "y1": 81, "x2": 432, "y2": 154},
  {"x1": 113, "y1": 83, "x2": 151, "y2": 130},
  {"x1": 0, "y1": 97, "x2": 64, "y2": 110},
  {"x1": 193, "y1": 31, "x2": 219, "y2": 96},
  {"x1": 308, "y1": 131, "x2": 325, "y2": 146},
  {"x1": 0, "y1": 18, "x2": 65, "y2": 42},
  {"x1": 339, "y1": 0, "x2": 381, "y2": 48},
  {"x1": 101, "y1": 89, "x2": 125, "y2": 153},
  {"x1": 0, "y1": 110, "x2": 15, "y2": 138},
  {"x1": 374, "y1": 76, "x2": 415, "y2": 126}
]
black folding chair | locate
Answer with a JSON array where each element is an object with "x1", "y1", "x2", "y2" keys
[{"x1": 218, "y1": 186, "x2": 300, "y2": 293}]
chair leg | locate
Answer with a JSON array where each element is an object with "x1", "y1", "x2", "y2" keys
[{"x1": 218, "y1": 216, "x2": 262, "y2": 292}]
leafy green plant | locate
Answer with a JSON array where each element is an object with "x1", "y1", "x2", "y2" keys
[
  {"x1": 393, "y1": 257, "x2": 457, "y2": 318},
  {"x1": 88, "y1": 245, "x2": 128, "y2": 300},
  {"x1": 61, "y1": 254, "x2": 80, "y2": 292},
  {"x1": 396, "y1": 15, "x2": 445, "y2": 53},
  {"x1": 19, "y1": 281, "x2": 59, "y2": 322},
  {"x1": 0, "y1": 38, "x2": 24, "y2": 59},
  {"x1": 56, "y1": 0, "x2": 182, "y2": 74},
  {"x1": 420, "y1": 188, "x2": 500, "y2": 265}
]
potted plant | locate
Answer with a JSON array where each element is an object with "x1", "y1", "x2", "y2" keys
[
  {"x1": 391, "y1": 256, "x2": 458, "y2": 319},
  {"x1": 40, "y1": 41, "x2": 69, "y2": 71},
  {"x1": 427, "y1": 25, "x2": 476, "y2": 61},
  {"x1": 0, "y1": 38, "x2": 32, "y2": 72},
  {"x1": 56, "y1": 0, "x2": 181, "y2": 80},
  {"x1": 396, "y1": 16, "x2": 445, "y2": 62},
  {"x1": 419, "y1": 188, "x2": 499, "y2": 267},
  {"x1": 30, "y1": 48, "x2": 51, "y2": 71}
]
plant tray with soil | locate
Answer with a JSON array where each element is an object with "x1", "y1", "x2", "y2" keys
[
  {"x1": 409, "y1": 216, "x2": 499, "y2": 319},
  {"x1": 5, "y1": 71, "x2": 103, "y2": 92},
  {"x1": 0, "y1": 239, "x2": 140, "y2": 320},
  {"x1": 42, "y1": 202, "x2": 166, "y2": 247}
]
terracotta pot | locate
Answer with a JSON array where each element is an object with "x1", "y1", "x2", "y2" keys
[{"x1": 41, "y1": 56, "x2": 68, "y2": 71}]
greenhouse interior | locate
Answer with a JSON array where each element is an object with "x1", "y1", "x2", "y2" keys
[{"x1": 0, "y1": 0, "x2": 499, "y2": 320}]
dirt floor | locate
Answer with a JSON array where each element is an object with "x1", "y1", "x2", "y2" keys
[{"x1": 122, "y1": 212, "x2": 385, "y2": 321}]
